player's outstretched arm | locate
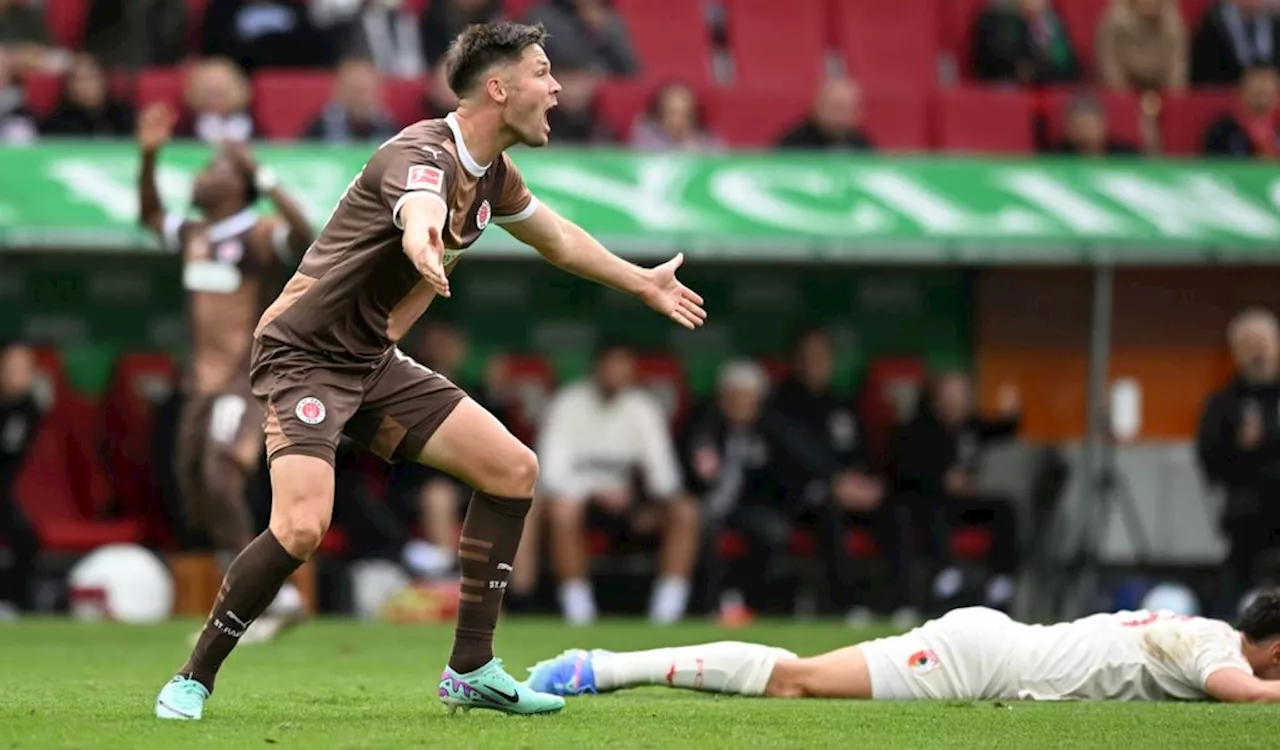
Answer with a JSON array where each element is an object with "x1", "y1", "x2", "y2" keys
[
  {"x1": 1204, "y1": 668, "x2": 1280, "y2": 703},
  {"x1": 501, "y1": 203, "x2": 707, "y2": 330},
  {"x1": 399, "y1": 193, "x2": 451, "y2": 298},
  {"x1": 136, "y1": 104, "x2": 177, "y2": 243}
]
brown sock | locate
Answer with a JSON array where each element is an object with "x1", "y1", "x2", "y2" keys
[
  {"x1": 180, "y1": 530, "x2": 303, "y2": 692},
  {"x1": 448, "y1": 492, "x2": 531, "y2": 674}
]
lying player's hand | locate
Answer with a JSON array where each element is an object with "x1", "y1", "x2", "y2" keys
[
  {"x1": 137, "y1": 104, "x2": 176, "y2": 152},
  {"x1": 641, "y1": 253, "x2": 706, "y2": 330},
  {"x1": 412, "y1": 225, "x2": 450, "y2": 298}
]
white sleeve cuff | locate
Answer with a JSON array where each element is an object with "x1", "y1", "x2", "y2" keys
[
  {"x1": 492, "y1": 196, "x2": 540, "y2": 225},
  {"x1": 393, "y1": 190, "x2": 448, "y2": 230},
  {"x1": 162, "y1": 212, "x2": 185, "y2": 252}
]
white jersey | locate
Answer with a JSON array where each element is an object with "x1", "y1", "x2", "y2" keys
[
  {"x1": 860, "y1": 607, "x2": 1251, "y2": 702},
  {"x1": 1012, "y1": 609, "x2": 1251, "y2": 701}
]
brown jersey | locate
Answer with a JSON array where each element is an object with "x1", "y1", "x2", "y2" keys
[
  {"x1": 164, "y1": 208, "x2": 289, "y2": 394},
  {"x1": 254, "y1": 114, "x2": 537, "y2": 364}
]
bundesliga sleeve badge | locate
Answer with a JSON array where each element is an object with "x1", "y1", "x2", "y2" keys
[
  {"x1": 406, "y1": 165, "x2": 444, "y2": 193},
  {"x1": 907, "y1": 649, "x2": 941, "y2": 675}
]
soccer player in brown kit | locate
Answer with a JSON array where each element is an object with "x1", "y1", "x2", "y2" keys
[
  {"x1": 135, "y1": 105, "x2": 316, "y2": 646},
  {"x1": 154, "y1": 22, "x2": 707, "y2": 721}
]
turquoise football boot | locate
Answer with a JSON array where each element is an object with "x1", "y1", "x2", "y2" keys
[
  {"x1": 154, "y1": 675, "x2": 210, "y2": 720},
  {"x1": 439, "y1": 658, "x2": 565, "y2": 715}
]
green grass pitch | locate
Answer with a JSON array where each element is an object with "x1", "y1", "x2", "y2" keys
[{"x1": 2, "y1": 618, "x2": 1279, "y2": 749}]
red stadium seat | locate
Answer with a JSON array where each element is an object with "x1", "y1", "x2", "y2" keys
[
  {"x1": 716, "y1": 529, "x2": 749, "y2": 560},
  {"x1": 1053, "y1": 0, "x2": 1112, "y2": 74},
  {"x1": 1161, "y1": 90, "x2": 1234, "y2": 155},
  {"x1": 936, "y1": 87, "x2": 1035, "y2": 154},
  {"x1": 861, "y1": 90, "x2": 931, "y2": 152},
  {"x1": 706, "y1": 85, "x2": 812, "y2": 148},
  {"x1": 788, "y1": 528, "x2": 817, "y2": 558},
  {"x1": 136, "y1": 68, "x2": 187, "y2": 109},
  {"x1": 503, "y1": 0, "x2": 536, "y2": 19},
  {"x1": 834, "y1": 0, "x2": 939, "y2": 89},
  {"x1": 22, "y1": 71, "x2": 61, "y2": 119},
  {"x1": 253, "y1": 70, "x2": 335, "y2": 139},
  {"x1": 45, "y1": 0, "x2": 88, "y2": 49},
  {"x1": 724, "y1": 0, "x2": 827, "y2": 88},
  {"x1": 634, "y1": 355, "x2": 690, "y2": 427},
  {"x1": 758, "y1": 357, "x2": 789, "y2": 384},
  {"x1": 611, "y1": 0, "x2": 714, "y2": 85},
  {"x1": 842, "y1": 24, "x2": 939, "y2": 91},
  {"x1": 595, "y1": 79, "x2": 660, "y2": 143},
  {"x1": 383, "y1": 77, "x2": 429, "y2": 128},
  {"x1": 1042, "y1": 89, "x2": 1143, "y2": 147},
  {"x1": 845, "y1": 527, "x2": 880, "y2": 560},
  {"x1": 950, "y1": 527, "x2": 994, "y2": 562},
  {"x1": 1181, "y1": 0, "x2": 1215, "y2": 26}
]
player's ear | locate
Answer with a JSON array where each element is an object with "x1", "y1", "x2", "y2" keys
[{"x1": 485, "y1": 74, "x2": 507, "y2": 105}]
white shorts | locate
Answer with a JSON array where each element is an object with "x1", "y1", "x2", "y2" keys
[{"x1": 859, "y1": 607, "x2": 1021, "y2": 701}]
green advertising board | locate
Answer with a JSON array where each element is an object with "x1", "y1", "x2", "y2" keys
[{"x1": 1, "y1": 143, "x2": 1279, "y2": 261}]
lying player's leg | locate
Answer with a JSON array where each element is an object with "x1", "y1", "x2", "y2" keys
[{"x1": 526, "y1": 641, "x2": 874, "y2": 700}]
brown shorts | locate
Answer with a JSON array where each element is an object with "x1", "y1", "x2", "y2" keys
[{"x1": 251, "y1": 341, "x2": 466, "y2": 467}]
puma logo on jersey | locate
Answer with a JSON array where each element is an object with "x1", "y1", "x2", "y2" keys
[
  {"x1": 421, "y1": 145, "x2": 441, "y2": 158},
  {"x1": 497, "y1": 563, "x2": 513, "y2": 572}
]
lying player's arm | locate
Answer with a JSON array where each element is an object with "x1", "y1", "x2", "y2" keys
[
  {"x1": 1204, "y1": 668, "x2": 1280, "y2": 703},
  {"x1": 501, "y1": 203, "x2": 707, "y2": 329},
  {"x1": 399, "y1": 192, "x2": 451, "y2": 297}
]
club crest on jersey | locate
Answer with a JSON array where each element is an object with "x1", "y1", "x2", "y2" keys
[
  {"x1": 476, "y1": 200, "x2": 491, "y2": 230},
  {"x1": 406, "y1": 165, "x2": 444, "y2": 193},
  {"x1": 295, "y1": 397, "x2": 326, "y2": 425},
  {"x1": 907, "y1": 649, "x2": 941, "y2": 675}
]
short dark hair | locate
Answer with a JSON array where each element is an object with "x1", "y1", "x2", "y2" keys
[
  {"x1": 444, "y1": 22, "x2": 549, "y2": 97},
  {"x1": 1239, "y1": 590, "x2": 1280, "y2": 642}
]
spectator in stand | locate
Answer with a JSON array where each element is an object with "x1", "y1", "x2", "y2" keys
[
  {"x1": 84, "y1": 0, "x2": 187, "y2": 70},
  {"x1": 0, "y1": 0, "x2": 65, "y2": 74},
  {"x1": 1192, "y1": 0, "x2": 1280, "y2": 86},
  {"x1": 387, "y1": 321, "x2": 518, "y2": 583},
  {"x1": 0, "y1": 341, "x2": 42, "y2": 619},
  {"x1": 1042, "y1": 91, "x2": 1160, "y2": 156},
  {"x1": 1096, "y1": 0, "x2": 1188, "y2": 93},
  {"x1": 776, "y1": 78, "x2": 874, "y2": 151},
  {"x1": 41, "y1": 54, "x2": 134, "y2": 138},
  {"x1": 546, "y1": 52, "x2": 614, "y2": 145},
  {"x1": 682, "y1": 360, "x2": 832, "y2": 624},
  {"x1": 1196, "y1": 309, "x2": 1280, "y2": 614},
  {"x1": 178, "y1": 57, "x2": 256, "y2": 143},
  {"x1": 423, "y1": 64, "x2": 459, "y2": 119},
  {"x1": 889, "y1": 373, "x2": 1022, "y2": 616},
  {"x1": 629, "y1": 82, "x2": 721, "y2": 151},
  {"x1": 312, "y1": 0, "x2": 426, "y2": 78},
  {"x1": 766, "y1": 329, "x2": 902, "y2": 626},
  {"x1": 202, "y1": 0, "x2": 332, "y2": 71},
  {"x1": 305, "y1": 57, "x2": 398, "y2": 144},
  {"x1": 0, "y1": 47, "x2": 35, "y2": 144},
  {"x1": 525, "y1": 0, "x2": 640, "y2": 76},
  {"x1": 537, "y1": 342, "x2": 699, "y2": 626},
  {"x1": 1204, "y1": 64, "x2": 1280, "y2": 157},
  {"x1": 970, "y1": 0, "x2": 1082, "y2": 85},
  {"x1": 420, "y1": 0, "x2": 500, "y2": 70}
]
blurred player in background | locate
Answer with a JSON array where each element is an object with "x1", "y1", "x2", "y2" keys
[
  {"x1": 137, "y1": 105, "x2": 315, "y2": 643},
  {"x1": 155, "y1": 21, "x2": 705, "y2": 721},
  {"x1": 530, "y1": 592, "x2": 1280, "y2": 704},
  {"x1": 0, "y1": 341, "x2": 41, "y2": 619}
]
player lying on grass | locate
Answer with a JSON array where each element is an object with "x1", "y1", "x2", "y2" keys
[{"x1": 528, "y1": 594, "x2": 1280, "y2": 703}]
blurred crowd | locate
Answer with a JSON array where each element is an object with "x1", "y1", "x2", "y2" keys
[{"x1": 0, "y1": 0, "x2": 1278, "y2": 157}]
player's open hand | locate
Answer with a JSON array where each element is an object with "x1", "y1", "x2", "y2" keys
[
  {"x1": 137, "y1": 104, "x2": 175, "y2": 152},
  {"x1": 641, "y1": 253, "x2": 706, "y2": 330},
  {"x1": 412, "y1": 225, "x2": 450, "y2": 298}
]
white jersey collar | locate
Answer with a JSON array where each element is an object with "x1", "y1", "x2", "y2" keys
[{"x1": 446, "y1": 112, "x2": 490, "y2": 178}]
